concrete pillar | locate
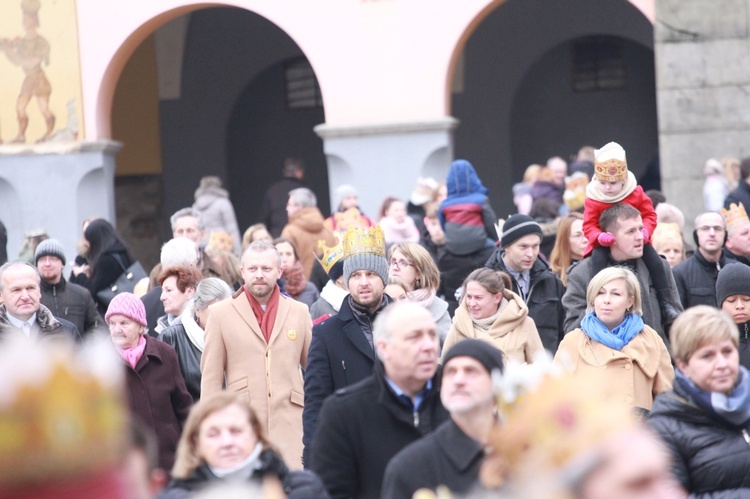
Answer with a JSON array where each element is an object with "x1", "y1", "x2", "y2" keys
[
  {"x1": 0, "y1": 141, "x2": 121, "y2": 266},
  {"x1": 315, "y1": 118, "x2": 458, "y2": 217},
  {"x1": 655, "y1": 0, "x2": 750, "y2": 226}
]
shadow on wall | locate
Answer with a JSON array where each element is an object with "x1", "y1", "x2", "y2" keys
[{"x1": 114, "y1": 175, "x2": 167, "y2": 271}]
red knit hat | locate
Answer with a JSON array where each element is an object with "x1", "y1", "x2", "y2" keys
[{"x1": 105, "y1": 293, "x2": 147, "y2": 326}]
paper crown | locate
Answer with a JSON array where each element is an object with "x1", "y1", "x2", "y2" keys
[
  {"x1": 477, "y1": 354, "x2": 636, "y2": 491},
  {"x1": 722, "y1": 202, "x2": 750, "y2": 233},
  {"x1": 333, "y1": 207, "x2": 370, "y2": 231},
  {"x1": 343, "y1": 225, "x2": 386, "y2": 259},
  {"x1": 0, "y1": 336, "x2": 127, "y2": 494},
  {"x1": 594, "y1": 141, "x2": 628, "y2": 183},
  {"x1": 651, "y1": 222, "x2": 683, "y2": 248},
  {"x1": 316, "y1": 236, "x2": 345, "y2": 274},
  {"x1": 207, "y1": 230, "x2": 234, "y2": 254}
]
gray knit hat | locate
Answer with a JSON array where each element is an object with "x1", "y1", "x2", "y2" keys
[
  {"x1": 342, "y1": 226, "x2": 389, "y2": 286},
  {"x1": 35, "y1": 238, "x2": 66, "y2": 266},
  {"x1": 334, "y1": 184, "x2": 358, "y2": 210},
  {"x1": 716, "y1": 263, "x2": 750, "y2": 306}
]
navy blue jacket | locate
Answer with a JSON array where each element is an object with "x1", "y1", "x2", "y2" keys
[{"x1": 302, "y1": 295, "x2": 392, "y2": 466}]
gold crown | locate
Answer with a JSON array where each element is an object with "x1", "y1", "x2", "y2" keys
[
  {"x1": 343, "y1": 225, "x2": 385, "y2": 259},
  {"x1": 594, "y1": 141, "x2": 628, "y2": 182},
  {"x1": 0, "y1": 337, "x2": 127, "y2": 490},
  {"x1": 477, "y1": 355, "x2": 636, "y2": 491},
  {"x1": 651, "y1": 223, "x2": 682, "y2": 247},
  {"x1": 317, "y1": 237, "x2": 345, "y2": 274},
  {"x1": 722, "y1": 202, "x2": 749, "y2": 233}
]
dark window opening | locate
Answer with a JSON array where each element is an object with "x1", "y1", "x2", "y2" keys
[
  {"x1": 285, "y1": 58, "x2": 323, "y2": 109},
  {"x1": 572, "y1": 36, "x2": 626, "y2": 92}
]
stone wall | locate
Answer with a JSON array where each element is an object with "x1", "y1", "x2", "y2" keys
[{"x1": 655, "y1": 0, "x2": 750, "y2": 226}]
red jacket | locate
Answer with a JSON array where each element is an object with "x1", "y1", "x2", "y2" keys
[{"x1": 583, "y1": 185, "x2": 657, "y2": 256}]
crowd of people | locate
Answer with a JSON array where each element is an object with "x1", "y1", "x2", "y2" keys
[{"x1": 2, "y1": 144, "x2": 750, "y2": 498}]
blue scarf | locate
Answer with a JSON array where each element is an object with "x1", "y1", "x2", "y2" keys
[
  {"x1": 580, "y1": 311, "x2": 644, "y2": 351},
  {"x1": 675, "y1": 367, "x2": 750, "y2": 427}
]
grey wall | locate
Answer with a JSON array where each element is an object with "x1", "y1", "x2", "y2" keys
[
  {"x1": 452, "y1": 0, "x2": 655, "y2": 217},
  {"x1": 158, "y1": 7, "x2": 326, "y2": 237}
]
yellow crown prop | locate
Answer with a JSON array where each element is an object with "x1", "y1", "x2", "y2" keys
[
  {"x1": 594, "y1": 141, "x2": 628, "y2": 183},
  {"x1": 0, "y1": 337, "x2": 126, "y2": 489},
  {"x1": 722, "y1": 202, "x2": 749, "y2": 233},
  {"x1": 316, "y1": 237, "x2": 345, "y2": 274},
  {"x1": 343, "y1": 225, "x2": 385, "y2": 259}
]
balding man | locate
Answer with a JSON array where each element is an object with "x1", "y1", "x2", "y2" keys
[
  {"x1": 673, "y1": 212, "x2": 733, "y2": 309},
  {"x1": 0, "y1": 261, "x2": 80, "y2": 343},
  {"x1": 309, "y1": 301, "x2": 449, "y2": 499}
]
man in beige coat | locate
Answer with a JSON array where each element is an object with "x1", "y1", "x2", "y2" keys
[{"x1": 201, "y1": 241, "x2": 312, "y2": 469}]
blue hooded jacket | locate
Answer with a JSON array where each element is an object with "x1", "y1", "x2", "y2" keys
[{"x1": 439, "y1": 160, "x2": 498, "y2": 255}]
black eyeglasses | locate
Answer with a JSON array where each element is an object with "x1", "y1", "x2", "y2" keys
[{"x1": 389, "y1": 260, "x2": 413, "y2": 270}]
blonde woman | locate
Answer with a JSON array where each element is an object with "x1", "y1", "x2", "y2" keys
[
  {"x1": 554, "y1": 267, "x2": 674, "y2": 410},
  {"x1": 442, "y1": 268, "x2": 543, "y2": 364},
  {"x1": 163, "y1": 392, "x2": 327, "y2": 498}
]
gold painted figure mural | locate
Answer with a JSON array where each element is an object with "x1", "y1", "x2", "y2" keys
[{"x1": 0, "y1": 0, "x2": 55, "y2": 143}]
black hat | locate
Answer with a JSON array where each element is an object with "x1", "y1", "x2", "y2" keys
[
  {"x1": 501, "y1": 214, "x2": 543, "y2": 248},
  {"x1": 442, "y1": 339, "x2": 504, "y2": 375},
  {"x1": 716, "y1": 263, "x2": 750, "y2": 307}
]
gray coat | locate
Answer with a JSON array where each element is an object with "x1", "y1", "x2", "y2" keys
[{"x1": 562, "y1": 256, "x2": 682, "y2": 349}]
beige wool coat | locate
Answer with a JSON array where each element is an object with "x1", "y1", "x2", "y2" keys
[
  {"x1": 200, "y1": 288, "x2": 312, "y2": 469},
  {"x1": 442, "y1": 292, "x2": 544, "y2": 364},
  {"x1": 554, "y1": 324, "x2": 674, "y2": 410}
]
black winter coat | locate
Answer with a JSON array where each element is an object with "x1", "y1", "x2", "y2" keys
[
  {"x1": 141, "y1": 285, "x2": 166, "y2": 337},
  {"x1": 672, "y1": 250, "x2": 733, "y2": 309},
  {"x1": 381, "y1": 419, "x2": 483, "y2": 498},
  {"x1": 70, "y1": 243, "x2": 135, "y2": 315},
  {"x1": 158, "y1": 324, "x2": 202, "y2": 401},
  {"x1": 40, "y1": 277, "x2": 101, "y2": 337},
  {"x1": 160, "y1": 448, "x2": 329, "y2": 499},
  {"x1": 649, "y1": 382, "x2": 750, "y2": 497},
  {"x1": 302, "y1": 295, "x2": 392, "y2": 465},
  {"x1": 485, "y1": 251, "x2": 565, "y2": 353},
  {"x1": 309, "y1": 362, "x2": 450, "y2": 499}
]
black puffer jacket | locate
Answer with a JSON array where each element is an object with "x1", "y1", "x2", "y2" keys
[
  {"x1": 485, "y1": 250, "x2": 565, "y2": 353},
  {"x1": 161, "y1": 448, "x2": 329, "y2": 499},
  {"x1": 672, "y1": 250, "x2": 733, "y2": 309},
  {"x1": 649, "y1": 382, "x2": 750, "y2": 497},
  {"x1": 39, "y1": 277, "x2": 101, "y2": 337}
]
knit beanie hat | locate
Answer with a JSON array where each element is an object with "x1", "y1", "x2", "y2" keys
[
  {"x1": 334, "y1": 184, "x2": 358, "y2": 210},
  {"x1": 501, "y1": 214, "x2": 543, "y2": 248},
  {"x1": 716, "y1": 263, "x2": 750, "y2": 307},
  {"x1": 34, "y1": 238, "x2": 66, "y2": 266},
  {"x1": 410, "y1": 177, "x2": 439, "y2": 206},
  {"x1": 594, "y1": 141, "x2": 628, "y2": 183},
  {"x1": 442, "y1": 339, "x2": 504, "y2": 374},
  {"x1": 342, "y1": 226, "x2": 388, "y2": 286},
  {"x1": 105, "y1": 293, "x2": 147, "y2": 327}
]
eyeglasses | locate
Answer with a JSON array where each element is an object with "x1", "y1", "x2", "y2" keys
[
  {"x1": 697, "y1": 225, "x2": 725, "y2": 233},
  {"x1": 389, "y1": 260, "x2": 413, "y2": 270}
]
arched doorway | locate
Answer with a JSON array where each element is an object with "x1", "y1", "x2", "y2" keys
[
  {"x1": 450, "y1": 0, "x2": 655, "y2": 216},
  {"x1": 110, "y1": 6, "x2": 327, "y2": 266}
]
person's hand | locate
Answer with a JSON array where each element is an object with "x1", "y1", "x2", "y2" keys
[
  {"x1": 642, "y1": 228, "x2": 650, "y2": 240},
  {"x1": 597, "y1": 232, "x2": 615, "y2": 247},
  {"x1": 72, "y1": 263, "x2": 89, "y2": 277}
]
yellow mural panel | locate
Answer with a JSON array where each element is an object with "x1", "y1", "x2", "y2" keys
[{"x1": 0, "y1": 0, "x2": 85, "y2": 144}]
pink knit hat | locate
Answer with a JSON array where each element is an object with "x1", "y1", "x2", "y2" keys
[{"x1": 105, "y1": 293, "x2": 147, "y2": 327}]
